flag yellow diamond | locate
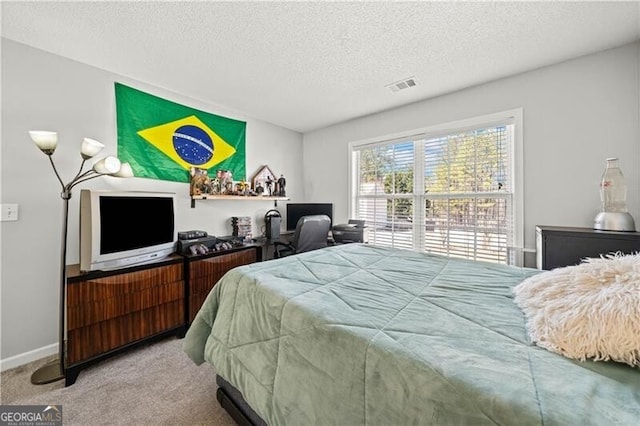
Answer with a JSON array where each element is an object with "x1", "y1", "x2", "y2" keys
[{"x1": 137, "y1": 115, "x2": 236, "y2": 170}]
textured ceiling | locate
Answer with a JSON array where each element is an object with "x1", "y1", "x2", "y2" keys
[{"x1": 2, "y1": 1, "x2": 639, "y2": 133}]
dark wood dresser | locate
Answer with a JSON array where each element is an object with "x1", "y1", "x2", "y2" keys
[
  {"x1": 64, "y1": 244, "x2": 262, "y2": 386},
  {"x1": 536, "y1": 225, "x2": 640, "y2": 270},
  {"x1": 66, "y1": 255, "x2": 185, "y2": 385}
]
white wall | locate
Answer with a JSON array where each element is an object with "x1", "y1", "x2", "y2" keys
[
  {"x1": 303, "y1": 42, "x2": 640, "y2": 267},
  {"x1": 0, "y1": 39, "x2": 303, "y2": 365}
]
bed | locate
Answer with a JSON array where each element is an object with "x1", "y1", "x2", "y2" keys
[{"x1": 183, "y1": 243, "x2": 640, "y2": 425}]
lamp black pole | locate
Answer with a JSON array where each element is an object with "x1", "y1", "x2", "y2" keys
[
  {"x1": 30, "y1": 163, "x2": 103, "y2": 385},
  {"x1": 30, "y1": 190, "x2": 70, "y2": 384}
]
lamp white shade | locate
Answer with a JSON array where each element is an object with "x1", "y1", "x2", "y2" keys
[
  {"x1": 113, "y1": 162, "x2": 134, "y2": 178},
  {"x1": 92, "y1": 156, "x2": 122, "y2": 175},
  {"x1": 29, "y1": 130, "x2": 58, "y2": 154},
  {"x1": 80, "y1": 138, "x2": 104, "y2": 159}
]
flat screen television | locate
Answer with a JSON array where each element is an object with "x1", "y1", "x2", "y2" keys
[
  {"x1": 80, "y1": 189, "x2": 177, "y2": 272},
  {"x1": 286, "y1": 203, "x2": 333, "y2": 231}
]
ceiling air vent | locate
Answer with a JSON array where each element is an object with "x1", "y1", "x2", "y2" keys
[{"x1": 386, "y1": 77, "x2": 418, "y2": 93}]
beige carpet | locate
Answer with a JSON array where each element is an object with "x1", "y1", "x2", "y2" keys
[{"x1": 0, "y1": 337, "x2": 235, "y2": 425}]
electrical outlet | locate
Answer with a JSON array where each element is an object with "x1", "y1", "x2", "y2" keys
[{"x1": 1, "y1": 204, "x2": 19, "y2": 221}]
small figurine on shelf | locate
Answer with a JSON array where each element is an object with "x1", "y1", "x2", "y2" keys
[
  {"x1": 233, "y1": 180, "x2": 250, "y2": 196},
  {"x1": 218, "y1": 170, "x2": 233, "y2": 195},
  {"x1": 189, "y1": 167, "x2": 209, "y2": 196},
  {"x1": 277, "y1": 174, "x2": 286, "y2": 197},
  {"x1": 216, "y1": 170, "x2": 224, "y2": 194},
  {"x1": 210, "y1": 176, "x2": 220, "y2": 194},
  {"x1": 255, "y1": 182, "x2": 265, "y2": 195},
  {"x1": 266, "y1": 175, "x2": 273, "y2": 196},
  {"x1": 202, "y1": 176, "x2": 213, "y2": 194}
]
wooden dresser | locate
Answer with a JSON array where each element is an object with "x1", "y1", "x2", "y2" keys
[
  {"x1": 65, "y1": 255, "x2": 185, "y2": 385},
  {"x1": 183, "y1": 245, "x2": 260, "y2": 323},
  {"x1": 536, "y1": 225, "x2": 640, "y2": 270},
  {"x1": 64, "y1": 245, "x2": 262, "y2": 386}
]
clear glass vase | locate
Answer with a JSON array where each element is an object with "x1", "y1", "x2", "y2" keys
[{"x1": 599, "y1": 157, "x2": 628, "y2": 213}]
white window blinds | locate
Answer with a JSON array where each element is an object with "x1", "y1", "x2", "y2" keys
[{"x1": 350, "y1": 112, "x2": 520, "y2": 265}]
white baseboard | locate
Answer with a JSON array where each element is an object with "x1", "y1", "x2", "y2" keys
[{"x1": 0, "y1": 344, "x2": 57, "y2": 372}]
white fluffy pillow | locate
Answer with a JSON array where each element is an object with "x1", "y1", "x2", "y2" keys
[{"x1": 513, "y1": 252, "x2": 640, "y2": 367}]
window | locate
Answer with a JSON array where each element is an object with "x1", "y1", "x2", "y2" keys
[{"x1": 349, "y1": 110, "x2": 523, "y2": 265}]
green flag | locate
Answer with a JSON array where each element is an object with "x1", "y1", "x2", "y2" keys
[{"x1": 115, "y1": 82, "x2": 246, "y2": 183}]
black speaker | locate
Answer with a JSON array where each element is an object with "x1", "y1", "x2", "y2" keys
[
  {"x1": 265, "y1": 209, "x2": 281, "y2": 240},
  {"x1": 267, "y1": 216, "x2": 281, "y2": 240}
]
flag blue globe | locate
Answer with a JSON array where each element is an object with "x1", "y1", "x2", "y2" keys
[{"x1": 173, "y1": 125, "x2": 214, "y2": 165}]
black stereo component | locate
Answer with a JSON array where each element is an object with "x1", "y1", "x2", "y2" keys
[
  {"x1": 332, "y1": 221, "x2": 368, "y2": 244},
  {"x1": 178, "y1": 230, "x2": 208, "y2": 240},
  {"x1": 177, "y1": 236, "x2": 218, "y2": 255},
  {"x1": 212, "y1": 238, "x2": 245, "y2": 252}
]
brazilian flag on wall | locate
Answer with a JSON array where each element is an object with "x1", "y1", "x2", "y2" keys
[{"x1": 115, "y1": 83, "x2": 246, "y2": 183}]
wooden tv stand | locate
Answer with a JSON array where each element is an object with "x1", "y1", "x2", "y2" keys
[
  {"x1": 64, "y1": 245, "x2": 261, "y2": 386},
  {"x1": 65, "y1": 254, "x2": 186, "y2": 386}
]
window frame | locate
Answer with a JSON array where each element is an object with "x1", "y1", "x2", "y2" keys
[{"x1": 348, "y1": 108, "x2": 524, "y2": 265}]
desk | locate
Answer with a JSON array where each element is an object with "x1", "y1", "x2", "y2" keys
[
  {"x1": 253, "y1": 232, "x2": 294, "y2": 260},
  {"x1": 252, "y1": 231, "x2": 343, "y2": 260}
]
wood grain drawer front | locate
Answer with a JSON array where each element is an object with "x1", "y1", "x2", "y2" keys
[
  {"x1": 67, "y1": 280, "x2": 184, "y2": 330},
  {"x1": 188, "y1": 249, "x2": 257, "y2": 321},
  {"x1": 189, "y1": 249, "x2": 257, "y2": 279},
  {"x1": 67, "y1": 264, "x2": 184, "y2": 329},
  {"x1": 66, "y1": 300, "x2": 184, "y2": 364},
  {"x1": 67, "y1": 264, "x2": 183, "y2": 303},
  {"x1": 66, "y1": 263, "x2": 185, "y2": 365}
]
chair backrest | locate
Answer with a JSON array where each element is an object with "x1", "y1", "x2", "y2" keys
[{"x1": 292, "y1": 215, "x2": 331, "y2": 253}]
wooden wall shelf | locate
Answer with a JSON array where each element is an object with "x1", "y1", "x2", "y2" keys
[{"x1": 190, "y1": 195, "x2": 289, "y2": 208}]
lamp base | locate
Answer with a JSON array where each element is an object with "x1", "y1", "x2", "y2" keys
[
  {"x1": 593, "y1": 211, "x2": 636, "y2": 232},
  {"x1": 30, "y1": 359, "x2": 64, "y2": 385}
]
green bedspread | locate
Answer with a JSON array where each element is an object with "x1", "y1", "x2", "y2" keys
[{"x1": 183, "y1": 243, "x2": 640, "y2": 425}]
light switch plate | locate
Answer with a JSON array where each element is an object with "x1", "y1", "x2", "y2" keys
[{"x1": 1, "y1": 204, "x2": 19, "y2": 221}]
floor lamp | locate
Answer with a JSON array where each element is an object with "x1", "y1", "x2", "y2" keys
[{"x1": 28, "y1": 131, "x2": 133, "y2": 385}]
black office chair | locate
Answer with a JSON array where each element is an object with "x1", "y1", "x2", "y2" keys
[{"x1": 274, "y1": 215, "x2": 331, "y2": 258}]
